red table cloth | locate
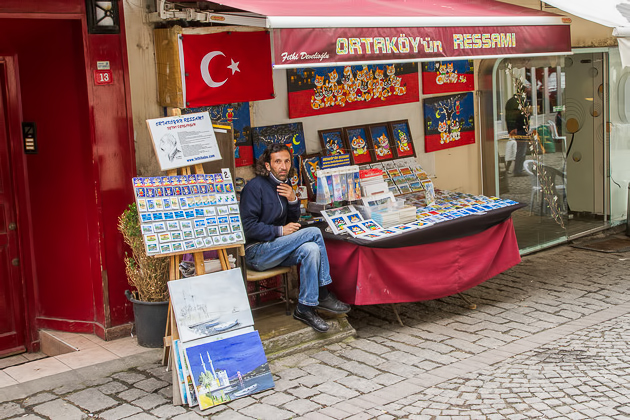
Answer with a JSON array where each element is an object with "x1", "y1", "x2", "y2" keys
[{"x1": 325, "y1": 218, "x2": 520, "y2": 305}]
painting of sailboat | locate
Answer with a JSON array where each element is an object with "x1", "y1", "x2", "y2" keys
[
  {"x1": 184, "y1": 331, "x2": 275, "y2": 410},
  {"x1": 168, "y1": 268, "x2": 254, "y2": 342}
]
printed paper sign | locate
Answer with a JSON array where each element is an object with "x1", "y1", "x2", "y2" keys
[{"x1": 147, "y1": 112, "x2": 221, "y2": 171}]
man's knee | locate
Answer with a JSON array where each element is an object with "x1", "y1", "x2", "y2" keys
[
  {"x1": 302, "y1": 226, "x2": 323, "y2": 241},
  {"x1": 297, "y1": 242, "x2": 320, "y2": 264}
]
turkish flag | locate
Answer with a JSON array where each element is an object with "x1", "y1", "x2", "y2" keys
[{"x1": 181, "y1": 31, "x2": 275, "y2": 107}]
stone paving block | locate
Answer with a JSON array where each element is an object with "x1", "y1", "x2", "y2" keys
[
  {"x1": 298, "y1": 374, "x2": 328, "y2": 388},
  {"x1": 32, "y1": 399, "x2": 86, "y2": 420},
  {"x1": 260, "y1": 392, "x2": 295, "y2": 406},
  {"x1": 224, "y1": 396, "x2": 256, "y2": 410},
  {"x1": 150, "y1": 404, "x2": 187, "y2": 418},
  {"x1": 348, "y1": 339, "x2": 390, "y2": 355},
  {"x1": 283, "y1": 399, "x2": 321, "y2": 416},
  {"x1": 122, "y1": 414, "x2": 159, "y2": 420},
  {"x1": 97, "y1": 381, "x2": 129, "y2": 395},
  {"x1": 381, "y1": 350, "x2": 422, "y2": 365},
  {"x1": 132, "y1": 394, "x2": 171, "y2": 411},
  {"x1": 52, "y1": 382, "x2": 86, "y2": 395},
  {"x1": 0, "y1": 402, "x2": 24, "y2": 418},
  {"x1": 23, "y1": 392, "x2": 57, "y2": 406},
  {"x1": 287, "y1": 385, "x2": 320, "y2": 399},
  {"x1": 276, "y1": 367, "x2": 308, "y2": 380},
  {"x1": 118, "y1": 389, "x2": 149, "y2": 402},
  {"x1": 314, "y1": 382, "x2": 360, "y2": 400},
  {"x1": 302, "y1": 364, "x2": 349, "y2": 381},
  {"x1": 205, "y1": 408, "x2": 255, "y2": 419},
  {"x1": 134, "y1": 378, "x2": 169, "y2": 393},
  {"x1": 300, "y1": 411, "x2": 337, "y2": 420},
  {"x1": 318, "y1": 406, "x2": 354, "y2": 419},
  {"x1": 339, "y1": 349, "x2": 386, "y2": 366},
  {"x1": 310, "y1": 351, "x2": 347, "y2": 367},
  {"x1": 239, "y1": 402, "x2": 294, "y2": 420},
  {"x1": 371, "y1": 373, "x2": 404, "y2": 386},
  {"x1": 344, "y1": 412, "x2": 372, "y2": 420},
  {"x1": 98, "y1": 404, "x2": 143, "y2": 420},
  {"x1": 171, "y1": 412, "x2": 205, "y2": 420},
  {"x1": 311, "y1": 393, "x2": 343, "y2": 407},
  {"x1": 66, "y1": 388, "x2": 118, "y2": 412},
  {"x1": 111, "y1": 372, "x2": 147, "y2": 384},
  {"x1": 376, "y1": 361, "x2": 422, "y2": 378}
]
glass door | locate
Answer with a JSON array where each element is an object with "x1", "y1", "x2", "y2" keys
[
  {"x1": 493, "y1": 57, "x2": 569, "y2": 253},
  {"x1": 563, "y1": 52, "x2": 608, "y2": 236}
]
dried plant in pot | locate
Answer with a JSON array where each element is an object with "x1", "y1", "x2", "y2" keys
[{"x1": 118, "y1": 203, "x2": 170, "y2": 347}]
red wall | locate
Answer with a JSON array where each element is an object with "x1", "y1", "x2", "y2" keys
[{"x1": 0, "y1": 0, "x2": 136, "y2": 344}]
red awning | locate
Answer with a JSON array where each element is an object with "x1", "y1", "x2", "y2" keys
[{"x1": 183, "y1": 0, "x2": 572, "y2": 67}]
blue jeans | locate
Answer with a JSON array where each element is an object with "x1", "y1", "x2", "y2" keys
[{"x1": 245, "y1": 227, "x2": 332, "y2": 306}]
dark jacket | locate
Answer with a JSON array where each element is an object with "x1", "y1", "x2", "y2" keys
[{"x1": 239, "y1": 175, "x2": 300, "y2": 246}]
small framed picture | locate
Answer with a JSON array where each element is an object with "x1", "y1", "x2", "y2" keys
[
  {"x1": 367, "y1": 123, "x2": 394, "y2": 162},
  {"x1": 343, "y1": 125, "x2": 373, "y2": 165},
  {"x1": 389, "y1": 120, "x2": 416, "y2": 158},
  {"x1": 300, "y1": 153, "x2": 322, "y2": 200},
  {"x1": 319, "y1": 128, "x2": 346, "y2": 156}
]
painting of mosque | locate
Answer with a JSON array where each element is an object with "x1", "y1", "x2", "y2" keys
[
  {"x1": 183, "y1": 330, "x2": 274, "y2": 410},
  {"x1": 167, "y1": 268, "x2": 254, "y2": 343}
]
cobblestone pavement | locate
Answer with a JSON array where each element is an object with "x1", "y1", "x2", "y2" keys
[{"x1": 2, "y1": 242, "x2": 630, "y2": 419}]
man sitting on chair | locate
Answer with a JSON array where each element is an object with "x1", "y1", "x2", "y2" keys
[{"x1": 239, "y1": 144, "x2": 350, "y2": 332}]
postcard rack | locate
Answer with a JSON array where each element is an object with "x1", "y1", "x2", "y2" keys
[{"x1": 158, "y1": 162, "x2": 245, "y2": 405}]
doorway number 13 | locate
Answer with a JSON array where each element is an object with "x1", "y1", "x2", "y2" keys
[{"x1": 94, "y1": 70, "x2": 113, "y2": 85}]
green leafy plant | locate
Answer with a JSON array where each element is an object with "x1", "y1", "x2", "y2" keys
[{"x1": 118, "y1": 203, "x2": 170, "y2": 302}]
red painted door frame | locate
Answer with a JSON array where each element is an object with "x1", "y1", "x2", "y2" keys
[{"x1": 0, "y1": 55, "x2": 38, "y2": 353}]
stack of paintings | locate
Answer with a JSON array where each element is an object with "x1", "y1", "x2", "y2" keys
[{"x1": 168, "y1": 268, "x2": 274, "y2": 410}]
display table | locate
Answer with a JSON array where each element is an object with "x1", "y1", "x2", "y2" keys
[{"x1": 323, "y1": 204, "x2": 524, "y2": 305}]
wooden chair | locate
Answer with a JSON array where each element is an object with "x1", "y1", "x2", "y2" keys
[{"x1": 246, "y1": 266, "x2": 292, "y2": 315}]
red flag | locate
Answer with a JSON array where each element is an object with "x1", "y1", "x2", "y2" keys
[{"x1": 181, "y1": 31, "x2": 275, "y2": 107}]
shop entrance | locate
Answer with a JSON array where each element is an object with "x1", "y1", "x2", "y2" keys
[
  {"x1": 0, "y1": 57, "x2": 27, "y2": 356},
  {"x1": 480, "y1": 54, "x2": 609, "y2": 253}
]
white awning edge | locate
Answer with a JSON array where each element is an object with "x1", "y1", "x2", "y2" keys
[{"x1": 267, "y1": 15, "x2": 568, "y2": 29}]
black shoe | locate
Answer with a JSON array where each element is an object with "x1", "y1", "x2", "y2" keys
[
  {"x1": 316, "y1": 294, "x2": 351, "y2": 314},
  {"x1": 293, "y1": 307, "x2": 329, "y2": 333}
]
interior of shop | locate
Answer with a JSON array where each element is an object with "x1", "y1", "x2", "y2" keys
[{"x1": 481, "y1": 53, "x2": 611, "y2": 254}]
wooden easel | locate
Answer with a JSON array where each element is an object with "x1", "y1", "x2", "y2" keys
[{"x1": 157, "y1": 162, "x2": 245, "y2": 405}]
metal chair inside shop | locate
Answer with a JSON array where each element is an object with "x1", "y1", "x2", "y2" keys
[
  {"x1": 246, "y1": 266, "x2": 292, "y2": 315},
  {"x1": 523, "y1": 160, "x2": 566, "y2": 216}
]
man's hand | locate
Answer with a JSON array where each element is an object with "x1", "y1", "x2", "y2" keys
[
  {"x1": 282, "y1": 222, "x2": 301, "y2": 236},
  {"x1": 277, "y1": 183, "x2": 297, "y2": 201}
]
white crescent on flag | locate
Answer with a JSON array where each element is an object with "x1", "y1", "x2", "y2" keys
[{"x1": 200, "y1": 51, "x2": 228, "y2": 88}]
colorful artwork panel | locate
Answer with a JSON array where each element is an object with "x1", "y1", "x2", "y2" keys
[
  {"x1": 367, "y1": 124, "x2": 394, "y2": 162},
  {"x1": 318, "y1": 129, "x2": 346, "y2": 155},
  {"x1": 167, "y1": 268, "x2": 253, "y2": 343},
  {"x1": 287, "y1": 63, "x2": 419, "y2": 118},
  {"x1": 421, "y1": 60, "x2": 474, "y2": 94},
  {"x1": 343, "y1": 125, "x2": 373, "y2": 165},
  {"x1": 184, "y1": 331, "x2": 274, "y2": 410},
  {"x1": 389, "y1": 120, "x2": 416, "y2": 158},
  {"x1": 183, "y1": 103, "x2": 253, "y2": 167},
  {"x1": 301, "y1": 154, "x2": 321, "y2": 200},
  {"x1": 423, "y1": 92, "x2": 476, "y2": 153},
  {"x1": 252, "y1": 122, "x2": 306, "y2": 160}
]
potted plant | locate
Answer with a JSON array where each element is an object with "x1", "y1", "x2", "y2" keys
[{"x1": 118, "y1": 203, "x2": 170, "y2": 347}]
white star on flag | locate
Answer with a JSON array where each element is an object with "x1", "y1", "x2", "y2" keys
[{"x1": 227, "y1": 59, "x2": 240, "y2": 75}]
